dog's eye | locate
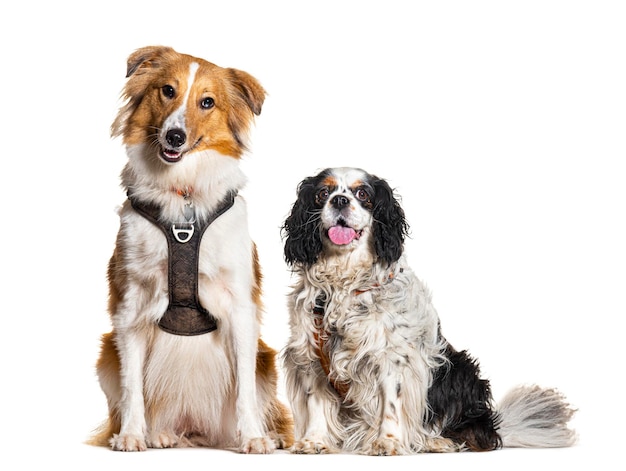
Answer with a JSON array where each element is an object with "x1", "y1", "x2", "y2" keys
[
  {"x1": 316, "y1": 188, "x2": 330, "y2": 205},
  {"x1": 162, "y1": 85, "x2": 175, "y2": 99},
  {"x1": 201, "y1": 97, "x2": 215, "y2": 109},
  {"x1": 355, "y1": 188, "x2": 370, "y2": 202}
]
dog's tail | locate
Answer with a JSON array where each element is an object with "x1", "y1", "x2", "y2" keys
[
  {"x1": 496, "y1": 384, "x2": 577, "y2": 448},
  {"x1": 86, "y1": 415, "x2": 119, "y2": 447}
]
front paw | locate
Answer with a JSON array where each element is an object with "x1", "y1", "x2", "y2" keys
[
  {"x1": 291, "y1": 438, "x2": 333, "y2": 454},
  {"x1": 367, "y1": 436, "x2": 407, "y2": 456},
  {"x1": 109, "y1": 433, "x2": 147, "y2": 452},
  {"x1": 240, "y1": 436, "x2": 277, "y2": 454},
  {"x1": 149, "y1": 430, "x2": 179, "y2": 449}
]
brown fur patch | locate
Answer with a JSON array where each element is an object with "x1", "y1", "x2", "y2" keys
[{"x1": 111, "y1": 45, "x2": 266, "y2": 158}]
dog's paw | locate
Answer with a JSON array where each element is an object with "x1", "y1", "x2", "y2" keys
[
  {"x1": 423, "y1": 436, "x2": 461, "y2": 453},
  {"x1": 267, "y1": 430, "x2": 292, "y2": 450},
  {"x1": 109, "y1": 433, "x2": 147, "y2": 452},
  {"x1": 240, "y1": 436, "x2": 276, "y2": 454},
  {"x1": 367, "y1": 436, "x2": 407, "y2": 456},
  {"x1": 149, "y1": 430, "x2": 179, "y2": 449},
  {"x1": 291, "y1": 438, "x2": 333, "y2": 454}
]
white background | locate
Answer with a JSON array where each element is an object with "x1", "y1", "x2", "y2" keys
[{"x1": 2, "y1": 1, "x2": 624, "y2": 469}]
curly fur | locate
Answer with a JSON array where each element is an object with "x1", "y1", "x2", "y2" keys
[{"x1": 280, "y1": 167, "x2": 576, "y2": 455}]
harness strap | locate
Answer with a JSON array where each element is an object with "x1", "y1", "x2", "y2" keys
[
  {"x1": 312, "y1": 296, "x2": 351, "y2": 400},
  {"x1": 312, "y1": 270, "x2": 400, "y2": 400},
  {"x1": 129, "y1": 191, "x2": 237, "y2": 336}
]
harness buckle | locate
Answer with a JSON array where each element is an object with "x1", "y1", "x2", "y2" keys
[{"x1": 172, "y1": 223, "x2": 195, "y2": 243}]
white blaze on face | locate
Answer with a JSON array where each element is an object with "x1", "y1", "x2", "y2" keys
[
  {"x1": 161, "y1": 62, "x2": 200, "y2": 141},
  {"x1": 323, "y1": 168, "x2": 372, "y2": 245}
]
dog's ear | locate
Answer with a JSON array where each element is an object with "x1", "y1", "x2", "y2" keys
[
  {"x1": 227, "y1": 69, "x2": 266, "y2": 116},
  {"x1": 125, "y1": 45, "x2": 175, "y2": 78},
  {"x1": 371, "y1": 176, "x2": 409, "y2": 265},
  {"x1": 282, "y1": 175, "x2": 325, "y2": 267},
  {"x1": 225, "y1": 68, "x2": 266, "y2": 152},
  {"x1": 111, "y1": 46, "x2": 176, "y2": 139}
]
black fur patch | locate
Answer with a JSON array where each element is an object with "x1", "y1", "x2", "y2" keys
[{"x1": 427, "y1": 343, "x2": 502, "y2": 451}]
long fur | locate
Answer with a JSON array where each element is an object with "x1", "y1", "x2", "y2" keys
[
  {"x1": 280, "y1": 167, "x2": 576, "y2": 455},
  {"x1": 89, "y1": 46, "x2": 293, "y2": 453}
]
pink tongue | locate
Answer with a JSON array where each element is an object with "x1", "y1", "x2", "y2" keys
[{"x1": 328, "y1": 226, "x2": 357, "y2": 245}]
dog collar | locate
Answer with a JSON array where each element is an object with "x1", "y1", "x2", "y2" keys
[{"x1": 128, "y1": 190, "x2": 237, "y2": 335}]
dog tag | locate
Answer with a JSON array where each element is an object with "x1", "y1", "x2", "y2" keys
[
  {"x1": 182, "y1": 201, "x2": 195, "y2": 222},
  {"x1": 172, "y1": 223, "x2": 195, "y2": 243}
]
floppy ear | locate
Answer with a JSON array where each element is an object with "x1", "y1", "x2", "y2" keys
[
  {"x1": 226, "y1": 68, "x2": 266, "y2": 152},
  {"x1": 282, "y1": 175, "x2": 325, "y2": 267},
  {"x1": 111, "y1": 45, "x2": 176, "y2": 138},
  {"x1": 124, "y1": 45, "x2": 175, "y2": 78},
  {"x1": 371, "y1": 176, "x2": 409, "y2": 265},
  {"x1": 227, "y1": 68, "x2": 266, "y2": 116}
]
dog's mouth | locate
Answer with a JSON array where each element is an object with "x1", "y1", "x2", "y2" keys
[
  {"x1": 327, "y1": 225, "x2": 362, "y2": 245},
  {"x1": 160, "y1": 146, "x2": 184, "y2": 163},
  {"x1": 158, "y1": 137, "x2": 202, "y2": 164}
]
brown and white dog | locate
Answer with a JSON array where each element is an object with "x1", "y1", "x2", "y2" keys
[
  {"x1": 281, "y1": 167, "x2": 576, "y2": 455},
  {"x1": 90, "y1": 46, "x2": 293, "y2": 453}
]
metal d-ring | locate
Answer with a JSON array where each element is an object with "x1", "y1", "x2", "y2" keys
[{"x1": 172, "y1": 223, "x2": 195, "y2": 243}]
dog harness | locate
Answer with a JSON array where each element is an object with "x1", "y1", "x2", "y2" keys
[
  {"x1": 312, "y1": 270, "x2": 400, "y2": 400},
  {"x1": 312, "y1": 296, "x2": 351, "y2": 399},
  {"x1": 129, "y1": 191, "x2": 237, "y2": 336}
]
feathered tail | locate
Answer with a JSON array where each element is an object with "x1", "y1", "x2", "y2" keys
[{"x1": 497, "y1": 384, "x2": 577, "y2": 448}]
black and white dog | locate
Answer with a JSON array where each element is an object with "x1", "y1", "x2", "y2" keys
[{"x1": 280, "y1": 167, "x2": 576, "y2": 455}]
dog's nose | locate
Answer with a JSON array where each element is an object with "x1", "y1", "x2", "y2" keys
[
  {"x1": 166, "y1": 129, "x2": 186, "y2": 148},
  {"x1": 331, "y1": 195, "x2": 350, "y2": 209}
]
